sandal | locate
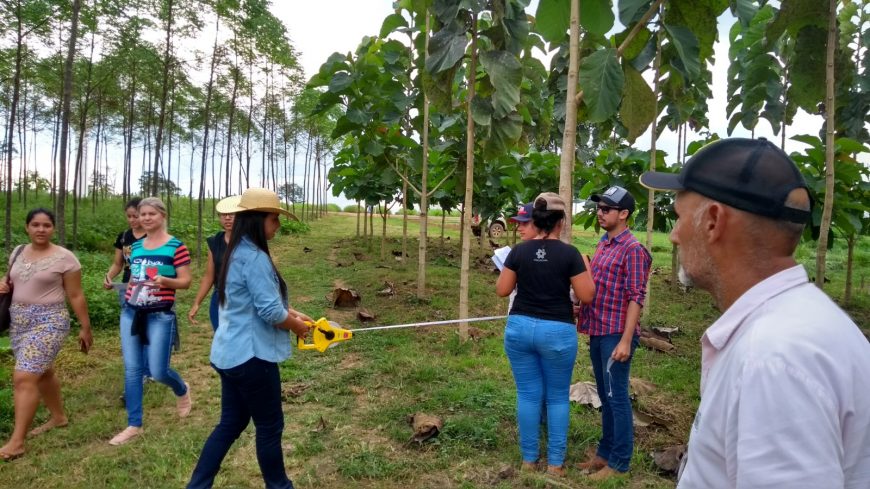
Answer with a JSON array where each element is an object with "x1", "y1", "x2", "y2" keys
[
  {"x1": 28, "y1": 419, "x2": 68, "y2": 437},
  {"x1": 109, "y1": 426, "x2": 142, "y2": 446}
]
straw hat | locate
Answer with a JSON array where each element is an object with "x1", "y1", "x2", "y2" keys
[{"x1": 215, "y1": 188, "x2": 298, "y2": 220}]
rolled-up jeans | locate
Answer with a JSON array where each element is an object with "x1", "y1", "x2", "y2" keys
[
  {"x1": 504, "y1": 314, "x2": 578, "y2": 467},
  {"x1": 187, "y1": 357, "x2": 293, "y2": 489},
  {"x1": 119, "y1": 307, "x2": 187, "y2": 427}
]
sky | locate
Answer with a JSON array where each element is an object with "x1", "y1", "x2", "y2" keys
[{"x1": 274, "y1": 0, "x2": 826, "y2": 207}]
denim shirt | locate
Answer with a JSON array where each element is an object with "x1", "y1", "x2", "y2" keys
[{"x1": 211, "y1": 237, "x2": 290, "y2": 369}]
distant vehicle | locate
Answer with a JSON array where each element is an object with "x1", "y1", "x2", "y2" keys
[{"x1": 471, "y1": 213, "x2": 507, "y2": 238}]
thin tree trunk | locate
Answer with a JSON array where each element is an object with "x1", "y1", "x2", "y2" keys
[
  {"x1": 644, "y1": 21, "x2": 662, "y2": 310},
  {"x1": 356, "y1": 201, "x2": 361, "y2": 237},
  {"x1": 844, "y1": 234, "x2": 854, "y2": 306},
  {"x1": 417, "y1": 11, "x2": 431, "y2": 298},
  {"x1": 198, "y1": 16, "x2": 221, "y2": 263},
  {"x1": 815, "y1": 0, "x2": 837, "y2": 288},
  {"x1": 57, "y1": 0, "x2": 82, "y2": 246},
  {"x1": 3, "y1": 0, "x2": 23, "y2": 252},
  {"x1": 152, "y1": 0, "x2": 174, "y2": 195},
  {"x1": 458, "y1": 14, "x2": 478, "y2": 340},
  {"x1": 558, "y1": 0, "x2": 580, "y2": 243}
]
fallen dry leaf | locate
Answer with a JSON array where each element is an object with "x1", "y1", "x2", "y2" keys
[
  {"x1": 357, "y1": 308, "x2": 376, "y2": 322},
  {"x1": 332, "y1": 287, "x2": 361, "y2": 308},
  {"x1": 652, "y1": 326, "x2": 680, "y2": 338},
  {"x1": 282, "y1": 383, "x2": 309, "y2": 400},
  {"x1": 640, "y1": 336, "x2": 676, "y2": 353},
  {"x1": 629, "y1": 377, "x2": 657, "y2": 396},
  {"x1": 651, "y1": 444, "x2": 687, "y2": 474},
  {"x1": 633, "y1": 406, "x2": 669, "y2": 428},
  {"x1": 406, "y1": 412, "x2": 443, "y2": 444},
  {"x1": 311, "y1": 415, "x2": 329, "y2": 433},
  {"x1": 376, "y1": 281, "x2": 396, "y2": 297},
  {"x1": 569, "y1": 381, "x2": 601, "y2": 409},
  {"x1": 303, "y1": 247, "x2": 313, "y2": 253}
]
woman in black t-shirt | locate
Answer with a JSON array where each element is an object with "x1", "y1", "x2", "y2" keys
[
  {"x1": 496, "y1": 192, "x2": 595, "y2": 477},
  {"x1": 188, "y1": 209, "x2": 234, "y2": 331},
  {"x1": 104, "y1": 198, "x2": 145, "y2": 303}
]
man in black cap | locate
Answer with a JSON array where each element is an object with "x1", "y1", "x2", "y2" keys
[
  {"x1": 640, "y1": 137, "x2": 870, "y2": 488},
  {"x1": 576, "y1": 185, "x2": 652, "y2": 481}
]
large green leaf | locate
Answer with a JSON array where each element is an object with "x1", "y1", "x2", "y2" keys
[
  {"x1": 380, "y1": 13, "x2": 409, "y2": 38},
  {"x1": 766, "y1": 0, "x2": 828, "y2": 42},
  {"x1": 328, "y1": 72, "x2": 354, "y2": 93},
  {"x1": 480, "y1": 50, "x2": 523, "y2": 118},
  {"x1": 471, "y1": 97, "x2": 493, "y2": 126},
  {"x1": 664, "y1": 24, "x2": 701, "y2": 79},
  {"x1": 534, "y1": 0, "x2": 570, "y2": 43},
  {"x1": 433, "y1": 0, "x2": 461, "y2": 25},
  {"x1": 486, "y1": 112, "x2": 523, "y2": 156},
  {"x1": 789, "y1": 26, "x2": 826, "y2": 113},
  {"x1": 731, "y1": 0, "x2": 758, "y2": 26},
  {"x1": 579, "y1": 48, "x2": 624, "y2": 122},
  {"x1": 426, "y1": 23, "x2": 468, "y2": 73},
  {"x1": 619, "y1": 0, "x2": 651, "y2": 26},
  {"x1": 580, "y1": 0, "x2": 615, "y2": 37},
  {"x1": 620, "y1": 64, "x2": 657, "y2": 142}
]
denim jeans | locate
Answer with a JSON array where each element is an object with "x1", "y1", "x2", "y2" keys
[
  {"x1": 590, "y1": 334, "x2": 639, "y2": 472},
  {"x1": 187, "y1": 358, "x2": 293, "y2": 489},
  {"x1": 504, "y1": 314, "x2": 578, "y2": 467},
  {"x1": 208, "y1": 292, "x2": 219, "y2": 332},
  {"x1": 119, "y1": 307, "x2": 187, "y2": 427}
]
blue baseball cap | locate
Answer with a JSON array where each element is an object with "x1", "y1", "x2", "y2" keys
[{"x1": 509, "y1": 202, "x2": 533, "y2": 222}]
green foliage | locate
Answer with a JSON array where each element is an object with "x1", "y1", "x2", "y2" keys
[
  {"x1": 534, "y1": 0, "x2": 570, "y2": 43},
  {"x1": 620, "y1": 64, "x2": 657, "y2": 142},
  {"x1": 343, "y1": 204, "x2": 362, "y2": 213},
  {"x1": 579, "y1": 48, "x2": 624, "y2": 122}
]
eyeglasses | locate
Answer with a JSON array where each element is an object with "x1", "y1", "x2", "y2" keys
[{"x1": 596, "y1": 205, "x2": 621, "y2": 214}]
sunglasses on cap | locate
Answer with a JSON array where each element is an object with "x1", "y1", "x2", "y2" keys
[{"x1": 596, "y1": 205, "x2": 622, "y2": 214}]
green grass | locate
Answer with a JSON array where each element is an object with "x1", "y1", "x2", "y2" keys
[{"x1": 0, "y1": 205, "x2": 867, "y2": 488}]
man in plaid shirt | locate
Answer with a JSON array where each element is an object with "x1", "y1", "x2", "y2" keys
[{"x1": 577, "y1": 186, "x2": 652, "y2": 481}]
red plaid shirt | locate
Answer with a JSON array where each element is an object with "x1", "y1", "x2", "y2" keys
[{"x1": 578, "y1": 228, "x2": 652, "y2": 336}]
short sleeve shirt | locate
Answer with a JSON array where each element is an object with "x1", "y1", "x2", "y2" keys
[
  {"x1": 10, "y1": 245, "x2": 81, "y2": 304},
  {"x1": 125, "y1": 237, "x2": 191, "y2": 309},
  {"x1": 504, "y1": 239, "x2": 586, "y2": 323},
  {"x1": 113, "y1": 229, "x2": 144, "y2": 283}
]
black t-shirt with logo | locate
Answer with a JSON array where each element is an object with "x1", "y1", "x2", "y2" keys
[
  {"x1": 113, "y1": 229, "x2": 145, "y2": 283},
  {"x1": 504, "y1": 239, "x2": 586, "y2": 324}
]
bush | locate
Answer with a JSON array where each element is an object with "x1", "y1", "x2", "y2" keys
[
  {"x1": 326, "y1": 203, "x2": 342, "y2": 212},
  {"x1": 280, "y1": 220, "x2": 310, "y2": 235},
  {"x1": 343, "y1": 204, "x2": 361, "y2": 213},
  {"x1": 396, "y1": 208, "x2": 418, "y2": 216}
]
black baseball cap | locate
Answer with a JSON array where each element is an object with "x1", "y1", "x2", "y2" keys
[
  {"x1": 639, "y1": 138, "x2": 811, "y2": 223},
  {"x1": 591, "y1": 186, "x2": 636, "y2": 213}
]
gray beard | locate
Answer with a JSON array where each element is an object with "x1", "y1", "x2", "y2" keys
[{"x1": 678, "y1": 265, "x2": 694, "y2": 287}]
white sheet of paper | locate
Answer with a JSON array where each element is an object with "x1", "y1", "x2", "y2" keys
[{"x1": 492, "y1": 246, "x2": 512, "y2": 271}]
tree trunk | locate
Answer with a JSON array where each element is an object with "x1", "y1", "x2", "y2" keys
[
  {"x1": 417, "y1": 12, "x2": 431, "y2": 298},
  {"x1": 844, "y1": 234, "x2": 854, "y2": 306},
  {"x1": 356, "y1": 201, "x2": 361, "y2": 237},
  {"x1": 4, "y1": 0, "x2": 23, "y2": 252},
  {"x1": 401, "y1": 169, "x2": 408, "y2": 263},
  {"x1": 644, "y1": 21, "x2": 662, "y2": 312},
  {"x1": 558, "y1": 0, "x2": 580, "y2": 243},
  {"x1": 198, "y1": 16, "x2": 221, "y2": 263},
  {"x1": 152, "y1": 0, "x2": 174, "y2": 196},
  {"x1": 458, "y1": 15, "x2": 478, "y2": 340},
  {"x1": 815, "y1": 0, "x2": 837, "y2": 288},
  {"x1": 57, "y1": 0, "x2": 82, "y2": 246},
  {"x1": 72, "y1": 30, "x2": 96, "y2": 250}
]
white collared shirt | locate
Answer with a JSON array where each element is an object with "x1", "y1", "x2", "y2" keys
[{"x1": 678, "y1": 265, "x2": 870, "y2": 489}]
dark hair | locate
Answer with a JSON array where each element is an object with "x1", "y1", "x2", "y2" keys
[
  {"x1": 532, "y1": 200, "x2": 565, "y2": 235},
  {"x1": 26, "y1": 208, "x2": 56, "y2": 226},
  {"x1": 216, "y1": 211, "x2": 287, "y2": 306},
  {"x1": 125, "y1": 197, "x2": 142, "y2": 211}
]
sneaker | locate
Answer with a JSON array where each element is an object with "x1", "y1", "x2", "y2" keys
[
  {"x1": 177, "y1": 382, "x2": 192, "y2": 418},
  {"x1": 109, "y1": 426, "x2": 142, "y2": 446}
]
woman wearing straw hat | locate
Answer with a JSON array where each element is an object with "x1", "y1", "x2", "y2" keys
[
  {"x1": 110, "y1": 197, "x2": 192, "y2": 446},
  {"x1": 187, "y1": 188, "x2": 310, "y2": 489}
]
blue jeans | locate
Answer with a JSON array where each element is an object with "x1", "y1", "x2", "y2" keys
[
  {"x1": 119, "y1": 307, "x2": 187, "y2": 427},
  {"x1": 119, "y1": 300, "x2": 150, "y2": 378},
  {"x1": 590, "y1": 334, "x2": 638, "y2": 472},
  {"x1": 187, "y1": 358, "x2": 293, "y2": 489},
  {"x1": 208, "y1": 292, "x2": 219, "y2": 332},
  {"x1": 504, "y1": 314, "x2": 578, "y2": 467}
]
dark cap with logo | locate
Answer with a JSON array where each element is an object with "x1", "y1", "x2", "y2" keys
[
  {"x1": 591, "y1": 186, "x2": 636, "y2": 213},
  {"x1": 510, "y1": 202, "x2": 534, "y2": 223},
  {"x1": 639, "y1": 137, "x2": 810, "y2": 223}
]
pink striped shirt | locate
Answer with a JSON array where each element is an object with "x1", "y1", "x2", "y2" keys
[{"x1": 578, "y1": 228, "x2": 651, "y2": 336}]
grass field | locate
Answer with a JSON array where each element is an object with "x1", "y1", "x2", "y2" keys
[{"x1": 0, "y1": 201, "x2": 867, "y2": 488}]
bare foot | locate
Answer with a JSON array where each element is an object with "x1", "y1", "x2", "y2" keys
[
  {"x1": 28, "y1": 417, "x2": 69, "y2": 437},
  {"x1": 0, "y1": 441, "x2": 25, "y2": 461}
]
